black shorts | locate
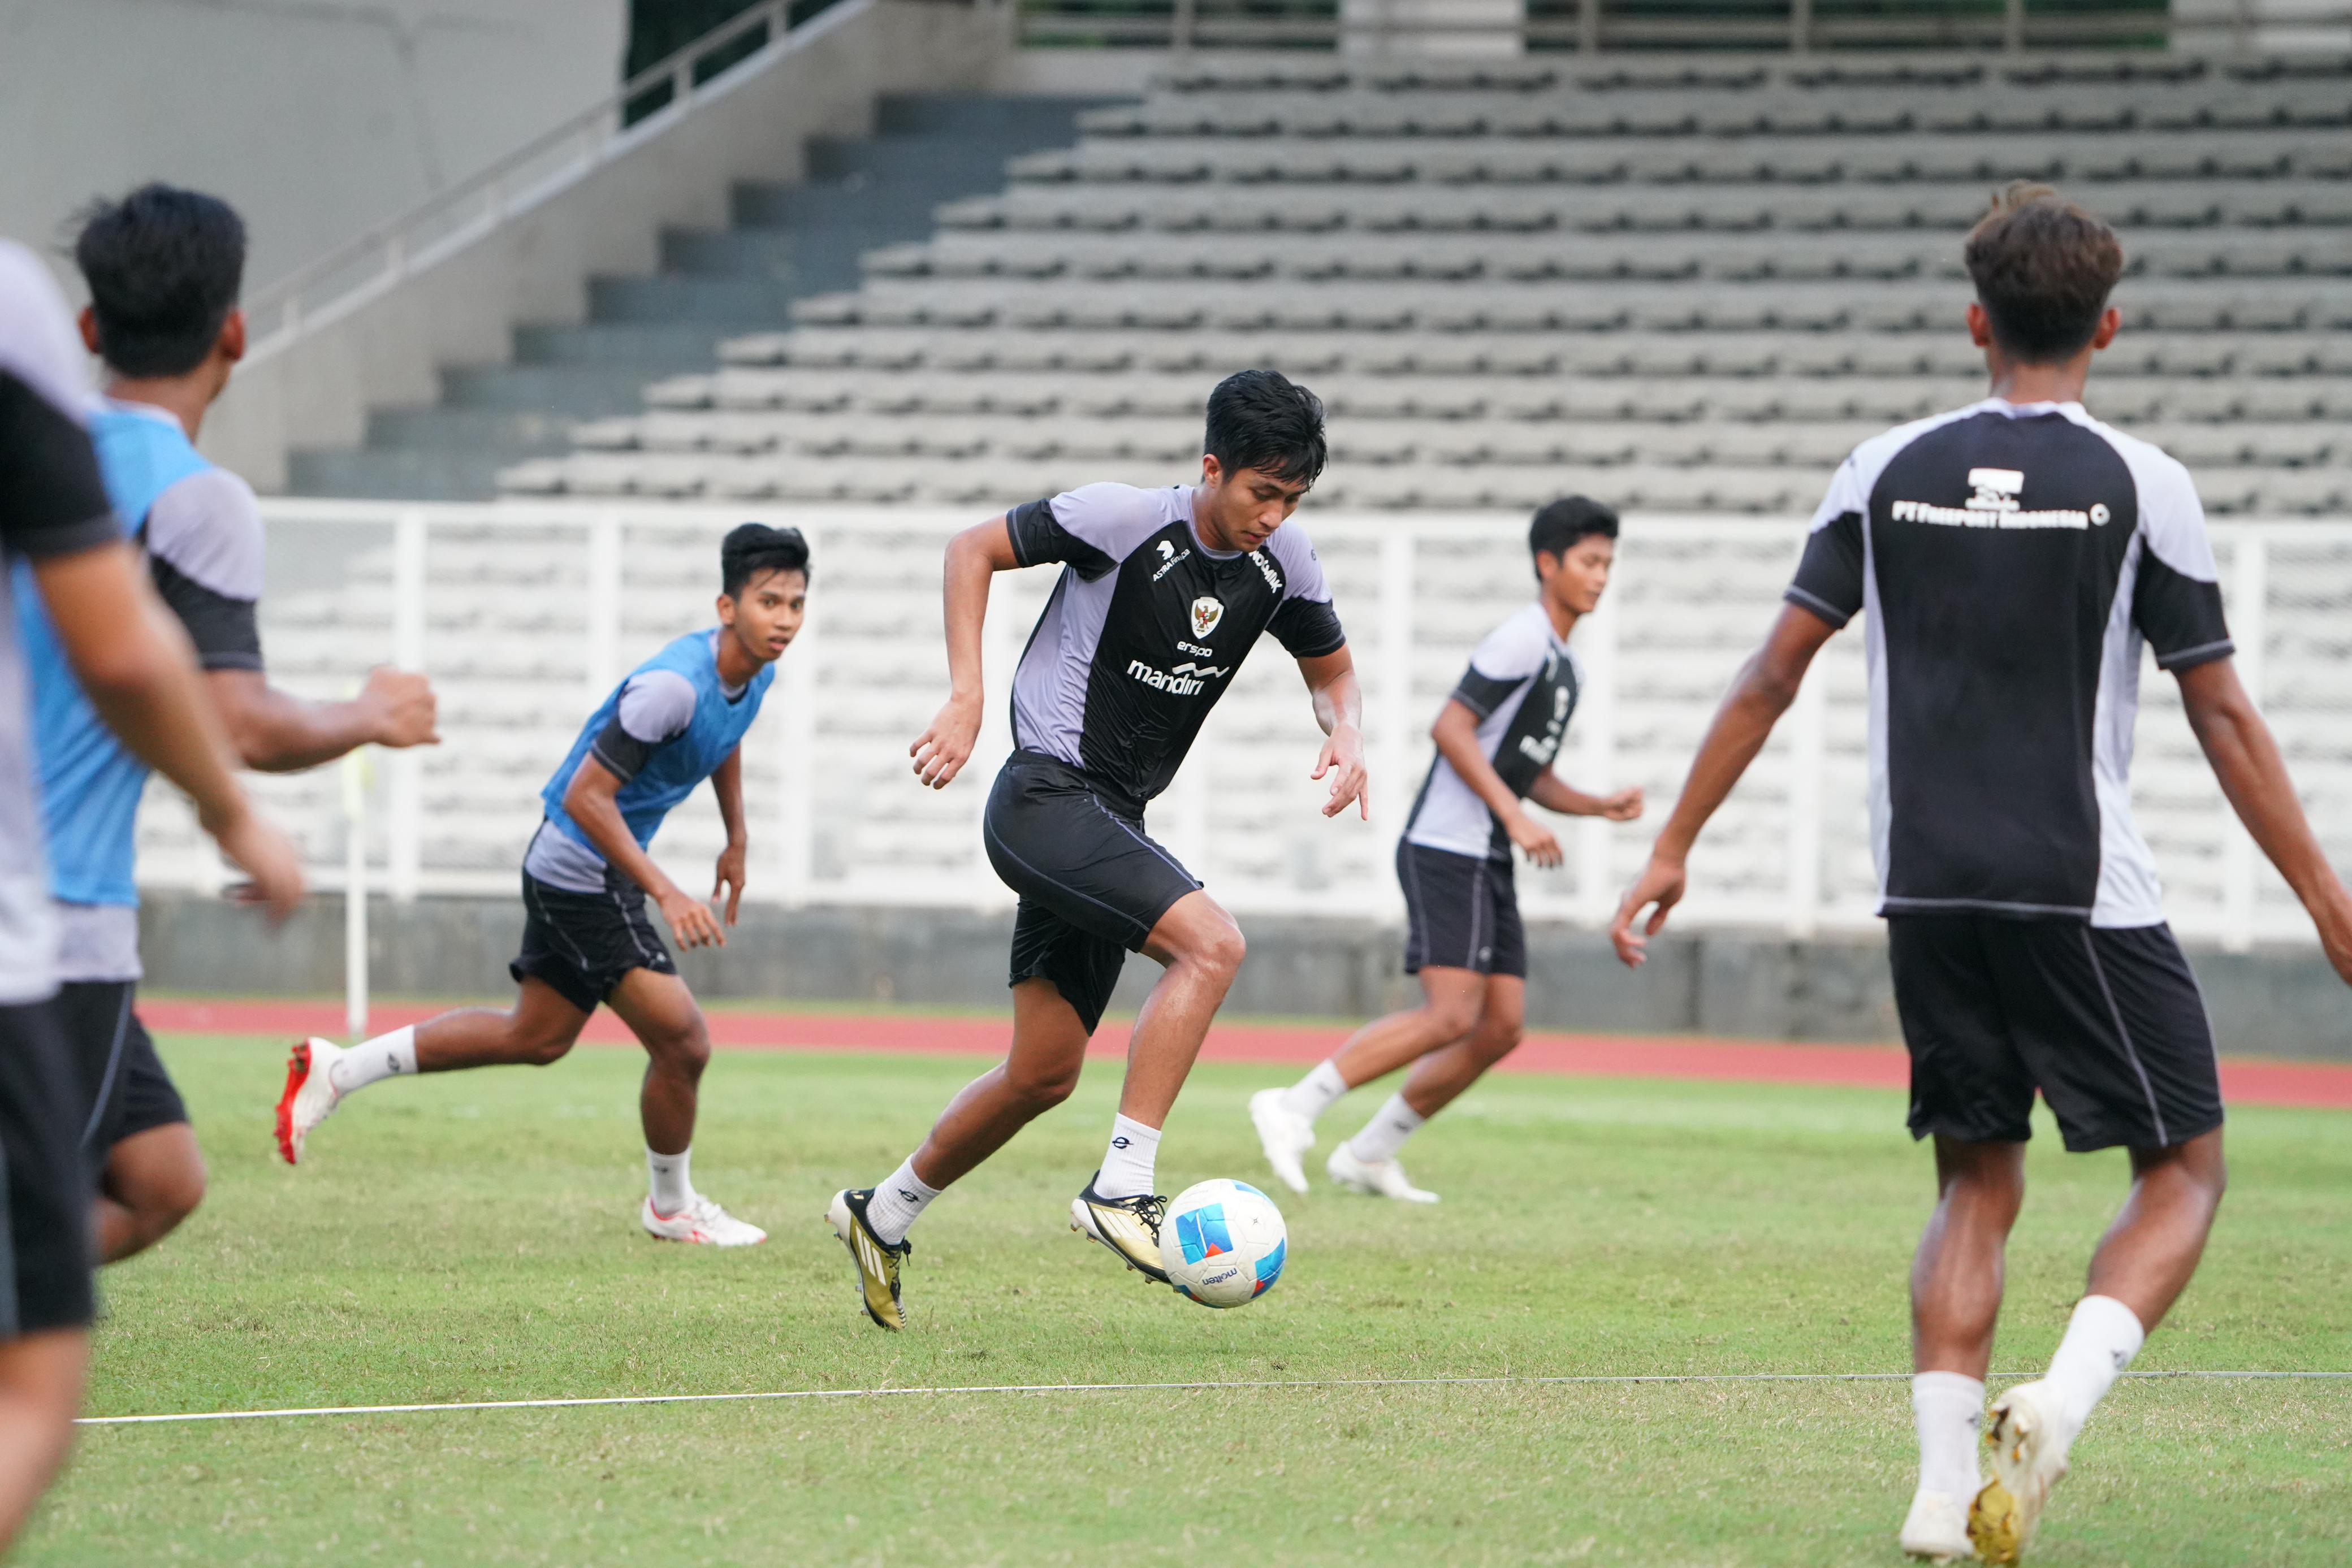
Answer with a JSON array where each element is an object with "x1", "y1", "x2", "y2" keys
[
  {"x1": 1888, "y1": 915, "x2": 2224, "y2": 1153},
  {"x1": 1398, "y1": 839, "x2": 1527, "y2": 978},
  {"x1": 983, "y1": 750, "x2": 1201, "y2": 1036},
  {"x1": 511, "y1": 870, "x2": 677, "y2": 1016},
  {"x1": 0, "y1": 1000, "x2": 96, "y2": 1337},
  {"x1": 55, "y1": 982, "x2": 190, "y2": 1171}
]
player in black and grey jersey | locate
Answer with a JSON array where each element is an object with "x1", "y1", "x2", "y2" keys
[
  {"x1": 825, "y1": 370, "x2": 1369, "y2": 1329},
  {"x1": 1609, "y1": 186, "x2": 2352, "y2": 1563},
  {"x1": 1252, "y1": 499, "x2": 1641, "y2": 1205}
]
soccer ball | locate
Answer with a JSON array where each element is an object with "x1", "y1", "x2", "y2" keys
[{"x1": 1160, "y1": 1179, "x2": 1286, "y2": 1308}]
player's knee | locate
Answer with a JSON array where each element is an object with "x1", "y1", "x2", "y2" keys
[
  {"x1": 146, "y1": 1159, "x2": 206, "y2": 1234},
  {"x1": 1471, "y1": 1017, "x2": 1524, "y2": 1065},
  {"x1": 517, "y1": 1026, "x2": 576, "y2": 1067},
  {"x1": 1190, "y1": 920, "x2": 1246, "y2": 983},
  {"x1": 655, "y1": 1026, "x2": 712, "y2": 1079},
  {"x1": 1424, "y1": 997, "x2": 1482, "y2": 1041},
  {"x1": 1005, "y1": 1058, "x2": 1079, "y2": 1111}
]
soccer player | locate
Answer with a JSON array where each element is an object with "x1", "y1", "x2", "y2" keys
[
  {"x1": 826, "y1": 369, "x2": 1368, "y2": 1331},
  {"x1": 0, "y1": 239, "x2": 302, "y2": 1553},
  {"x1": 276, "y1": 523, "x2": 810, "y2": 1248},
  {"x1": 1607, "y1": 184, "x2": 2352, "y2": 1565},
  {"x1": 13, "y1": 187, "x2": 440, "y2": 1270},
  {"x1": 1251, "y1": 497, "x2": 1641, "y2": 1205}
]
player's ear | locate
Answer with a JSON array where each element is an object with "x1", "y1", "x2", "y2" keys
[
  {"x1": 217, "y1": 308, "x2": 247, "y2": 367},
  {"x1": 1200, "y1": 453, "x2": 1223, "y2": 490},
  {"x1": 77, "y1": 305, "x2": 101, "y2": 357},
  {"x1": 1965, "y1": 301, "x2": 1995, "y2": 350},
  {"x1": 715, "y1": 591, "x2": 737, "y2": 627},
  {"x1": 2090, "y1": 305, "x2": 2121, "y2": 352}
]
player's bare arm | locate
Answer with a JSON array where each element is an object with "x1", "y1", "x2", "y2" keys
[
  {"x1": 205, "y1": 665, "x2": 437, "y2": 773},
  {"x1": 2177, "y1": 657, "x2": 2352, "y2": 982},
  {"x1": 1431, "y1": 697, "x2": 1566, "y2": 865},
  {"x1": 1528, "y1": 771, "x2": 1643, "y2": 823},
  {"x1": 710, "y1": 747, "x2": 748, "y2": 927},
  {"x1": 1298, "y1": 646, "x2": 1369, "y2": 820},
  {"x1": 30, "y1": 540, "x2": 302, "y2": 919},
  {"x1": 911, "y1": 514, "x2": 1021, "y2": 790},
  {"x1": 562, "y1": 755, "x2": 724, "y2": 948},
  {"x1": 1609, "y1": 603, "x2": 1838, "y2": 966}
]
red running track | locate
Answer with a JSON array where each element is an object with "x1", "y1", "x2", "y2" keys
[{"x1": 140, "y1": 998, "x2": 2352, "y2": 1111}]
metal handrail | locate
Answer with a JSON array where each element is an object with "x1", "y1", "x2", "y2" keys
[{"x1": 238, "y1": 0, "x2": 864, "y2": 369}]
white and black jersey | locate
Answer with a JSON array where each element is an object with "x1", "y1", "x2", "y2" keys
[
  {"x1": 0, "y1": 244, "x2": 123, "y2": 1004},
  {"x1": 1006, "y1": 483, "x2": 1346, "y2": 811},
  {"x1": 1404, "y1": 603, "x2": 1581, "y2": 863},
  {"x1": 1788, "y1": 397, "x2": 2233, "y2": 928}
]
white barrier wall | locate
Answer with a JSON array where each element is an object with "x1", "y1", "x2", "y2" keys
[
  {"x1": 0, "y1": 0, "x2": 624, "y2": 291},
  {"x1": 132, "y1": 503, "x2": 2351, "y2": 955}
]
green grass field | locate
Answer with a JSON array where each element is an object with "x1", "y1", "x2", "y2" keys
[{"x1": 25, "y1": 1033, "x2": 2352, "y2": 1566}]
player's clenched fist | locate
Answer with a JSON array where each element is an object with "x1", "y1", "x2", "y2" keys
[{"x1": 360, "y1": 666, "x2": 439, "y2": 748}]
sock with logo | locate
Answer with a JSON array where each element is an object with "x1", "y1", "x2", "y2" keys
[
  {"x1": 1093, "y1": 1114, "x2": 1162, "y2": 1201},
  {"x1": 2041, "y1": 1294, "x2": 2145, "y2": 1441},
  {"x1": 1278, "y1": 1060, "x2": 1349, "y2": 1125},
  {"x1": 863, "y1": 1156, "x2": 940, "y2": 1246},
  {"x1": 328, "y1": 1025, "x2": 417, "y2": 1096},
  {"x1": 1911, "y1": 1371, "x2": 1986, "y2": 1500},
  {"x1": 1346, "y1": 1093, "x2": 1426, "y2": 1166},
  {"x1": 646, "y1": 1145, "x2": 695, "y2": 1216}
]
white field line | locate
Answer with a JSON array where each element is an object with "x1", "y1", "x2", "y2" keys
[{"x1": 77, "y1": 1370, "x2": 2352, "y2": 1428}]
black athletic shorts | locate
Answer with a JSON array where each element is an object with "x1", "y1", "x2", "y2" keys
[
  {"x1": 0, "y1": 999, "x2": 96, "y2": 1337},
  {"x1": 511, "y1": 870, "x2": 678, "y2": 1015},
  {"x1": 983, "y1": 750, "x2": 1201, "y2": 1036},
  {"x1": 1397, "y1": 839, "x2": 1527, "y2": 978},
  {"x1": 56, "y1": 981, "x2": 189, "y2": 1171},
  {"x1": 1888, "y1": 915, "x2": 2224, "y2": 1153}
]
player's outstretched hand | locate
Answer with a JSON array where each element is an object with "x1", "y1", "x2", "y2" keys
[
  {"x1": 206, "y1": 803, "x2": 306, "y2": 922},
  {"x1": 362, "y1": 667, "x2": 440, "y2": 748},
  {"x1": 1609, "y1": 854, "x2": 1685, "y2": 968},
  {"x1": 911, "y1": 692, "x2": 982, "y2": 790},
  {"x1": 713, "y1": 842, "x2": 747, "y2": 927},
  {"x1": 1312, "y1": 726, "x2": 1370, "y2": 820},
  {"x1": 1506, "y1": 808, "x2": 1563, "y2": 869},
  {"x1": 660, "y1": 886, "x2": 725, "y2": 948},
  {"x1": 1593, "y1": 786, "x2": 1645, "y2": 822}
]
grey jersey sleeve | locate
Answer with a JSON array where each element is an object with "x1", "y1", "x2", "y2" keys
[
  {"x1": 589, "y1": 669, "x2": 698, "y2": 783},
  {"x1": 1264, "y1": 523, "x2": 1346, "y2": 657},
  {"x1": 1007, "y1": 483, "x2": 1177, "y2": 581},
  {"x1": 2119, "y1": 440, "x2": 2234, "y2": 671},
  {"x1": 1451, "y1": 607, "x2": 1548, "y2": 716},
  {"x1": 1787, "y1": 452, "x2": 1870, "y2": 629},
  {"x1": 145, "y1": 467, "x2": 265, "y2": 670}
]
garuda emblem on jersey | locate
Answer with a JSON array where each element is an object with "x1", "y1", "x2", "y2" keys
[{"x1": 1191, "y1": 596, "x2": 1224, "y2": 638}]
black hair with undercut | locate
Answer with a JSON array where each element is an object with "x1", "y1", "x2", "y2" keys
[
  {"x1": 1529, "y1": 496, "x2": 1619, "y2": 571},
  {"x1": 73, "y1": 184, "x2": 247, "y2": 378},
  {"x1": 1203, "y1": 369, "x2": 1327, "y2": 489},
  {"x1": 1963, "y1": 181, "x2": 2125, "y2": 364},
  {"x1": 720, "y1": 522, "x2": 810, "y2": 598}
]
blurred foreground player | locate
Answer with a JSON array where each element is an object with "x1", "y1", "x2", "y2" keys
[
  {"x1": 828, "y1": 370, "x2": 1368, "y2": 1329},
  {"x1": 1252, "y1": 497, "x2": 1641, "y2": 1204},
  {"x1": 278, "y1": 525, "x2": 808, "y2": 1248},
  {"x1": 14, "y1": 187, "x2": 438, "y2": 1269},
  {"x1": 1608, "y1": 185, "x2": 2352, "y2": 1565},
  {"x1": 0, "y1": 240, "x2": 301, "y2": 1553}
]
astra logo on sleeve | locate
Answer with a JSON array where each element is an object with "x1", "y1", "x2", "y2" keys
[{"x1": 1153, "y1": 540, "x2": 1193, "y2": 582}]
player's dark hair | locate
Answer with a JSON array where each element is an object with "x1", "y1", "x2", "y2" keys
[
  {"x1": 721, "y1": 522, "x2": 810, "y2": 597},
  {"x1": 1203, "y1": 369, "x2": 1326, "y2": 488},
  {"x1": 72, "y1": 184, "x2": 247, "y2": 378},
  {"x1": 1963, "y1": 182, "x2": 2124, "y2": 365},
  {"x1": 1529, "y1": 496, "x2": 1618, "y2": 570}
]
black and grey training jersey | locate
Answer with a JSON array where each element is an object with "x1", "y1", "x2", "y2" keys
[
  {"x1": 1405, "y1": 602, "x2": 1581, "y2": 863},
  {"x1": 1787, "y1": 397, "x2": 2233, "y2": 928},
  {"x1": 1006, "y1": 483, "x2": 1346, "y2": 811},
  {"x1": 0, "y1": 242, "x2": 125, "y2": 1003}
]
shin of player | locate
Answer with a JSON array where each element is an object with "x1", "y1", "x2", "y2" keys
[
  {"x1": 828, "y1": 371, "x2": 1369, "y2": 1330},
  {"x1": 1253, "y1": 498, "x2": 1642, "y2": 1203},
  {"x1": 18, "y1": 188, "x2": 440, "y2": 1270},
  {"x1": 278, "y1": 526, "x2": 811, "y2": 1249},
  {"x1": 1607, "y1": 186, "x2": 2352, "y2": 1564}
]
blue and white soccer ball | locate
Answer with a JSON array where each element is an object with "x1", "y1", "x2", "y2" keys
[{"x1": 1160, "y1": 1179, "x2": 1286, "y2": 1309}]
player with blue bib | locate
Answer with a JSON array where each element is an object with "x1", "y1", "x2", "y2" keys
[{"x1": 279, "y1": 524, "x2": 810, "y2": 1249}]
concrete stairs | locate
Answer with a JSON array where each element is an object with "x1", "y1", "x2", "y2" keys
[{"x1": 288, "y1": 94, "x2": 1106, "y2": 500}]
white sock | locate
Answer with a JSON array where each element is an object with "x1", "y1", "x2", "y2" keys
[
  {"x1": 1094, "y1": 1114, "x2": 1161, "y2": 1200},
  {"x1": 1279, "y1": 1060, "x2": 1349, "y2": 1124},
  {"x1": 863, "y1": 1156, "x2": 940, "y2": 1246},
  {"x1": 1912, "y1": 1371, "x2": 1986, "y2": 1499},
  {"x1": 2042, "y1": 1294, "x2": 2145, "y2": 1439},
  {"x1": 646, "y1": 1146, "x2": 695, "y2": 1215},
  {"x1": 328, "y1": 1025, "x2": 417, "y2": 1095},
  {"x1": 1346, "y1": 1093, "x2": 1425, "y2": 1165}
]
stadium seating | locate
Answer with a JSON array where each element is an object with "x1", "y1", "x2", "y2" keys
[{"x1": 486, "y1": 53, "x2": 2352, "y2": 517}]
